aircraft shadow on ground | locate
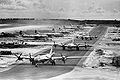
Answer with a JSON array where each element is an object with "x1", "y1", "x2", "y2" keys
[{"x1": 15, "y1": 63, "x2": 77, "y2": 67}]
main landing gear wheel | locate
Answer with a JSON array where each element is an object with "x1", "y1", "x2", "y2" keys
[
  {"x1": 76, "y1": 46, "x2": 79, "y2": 51},
  {"x1": 51, "y1": 60, "x2": 56, "y2": 65},
  {"x1": 62, "y1": 46, "x2": 65, "y2": 50},
  {"x1": 35, "y1": 64, "x2": 38, "y2": 67}
]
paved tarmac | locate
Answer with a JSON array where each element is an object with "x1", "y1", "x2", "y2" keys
[{"x1": 0, "y1": 25, "x2": 107, "y2": 80}]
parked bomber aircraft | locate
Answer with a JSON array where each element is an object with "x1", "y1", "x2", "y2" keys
[
  {"x1": 58, "y1": 27, "x2": 72, "y2": 34},
  {"x1": 0, "y1": 41, "x2": 37, "y2": 48},
  {"x1": 0, "y1": 47, "x2": 91, "y2": 67},
  {"x1": 63, "y1": 24, "x2": 82, "y2": 31},
  {"x1": 71, "y1": 31, "x2": 97, "y2": 40},
  {"x1": 112, "y1": 38, "x2": 120, "y2": 41},
  {"x1": 80, "y1": 34, "x2": 98, "y2": 40},
  {"x1": 35, "y1": 29, "x2": 64, "y2": 37},
  {"x1": 53, "y1": 40, "x2": 92, "y2": 51},
  {"x1": 18, "y1": 30, "x2": 49, "y2": 41},
  {"x1": 59, "y1": 29, "x2": 70, "y2": 34},
  {"x1": 20, "y1": 30, "x2": 64, "y2": 39},
  {"x1": 44, "y1": 32, "x2": 64, "y2": 37},
  {"x1": 0, "y1": 32, "x2": 17, "y2": 38}
]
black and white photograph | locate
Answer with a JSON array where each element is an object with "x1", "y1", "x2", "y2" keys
[{"x1": 0, "y1": 0, "x2": 120, "y2": 80}]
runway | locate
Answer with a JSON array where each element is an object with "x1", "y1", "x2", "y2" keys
[{"x1": 0, "y1": 25, "x2": 107, "y2": 80}]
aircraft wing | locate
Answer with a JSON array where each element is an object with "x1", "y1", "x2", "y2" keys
[
  {"x1": 0, "y1": 55, "x2": 30, "y2": 59},
  {"x1": 66, "y1": 45, "x2": 77, "y2": 47},
  {"x1": 78, "y1": 44, "x2": 93, "y2": 47},
  {"x1": 0, "y1": 55, "x2": 16, "y2": 58},
  {"x1": 78, "y1": 45, "x2": 86, "y2": 47},
  {"x1": 52, "y1": 56, "x2": 91, "y2": 60}
]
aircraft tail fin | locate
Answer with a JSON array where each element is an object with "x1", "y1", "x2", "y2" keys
[
  {"x1": 19, "y1": 31, "x2": 24, "y2": 36},
  {"x1": 52, "y1": 28, "x2": 55, "y2": 33},
  {"x1": 35, "y1": 30, "x2": 38, "y2": 34},
  {"x1": 49, "y1": 47, "x2": 53, "y2": 55},
  {"x1": 19, "y1": 31, "x2": 28, "y2": 36},
  {"x1": 35, "y1": 30, "x2": 41, "y2": 34}
]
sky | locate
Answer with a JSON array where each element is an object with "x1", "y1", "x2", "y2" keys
[{"x1": 0, "y1": 0, "x2": 120, "y2": 20}]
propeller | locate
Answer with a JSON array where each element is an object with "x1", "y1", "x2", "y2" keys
[
  {"x1": 46, "y1": 56, "x2": 56, "y2": 65},
  {"x1": 29, "y1": 53, "x2": 35, "y2": 65},
  {"x1": 60, "y1": 53, "x2": 67, "y2": 64},
  {"x1": 14, "y1": 53, "x2": 23, "y2": 62},
  {"x1": 53, "y1": 41, "x2": 57, "y2": 48},
  {"x1": 84, "y1": 42, "x2": 87, "y2": 49},
  {"x1": 61, "y1": 43, "x2": 65, "y2": 50},
  {"x1": 35, "y1": 30, "x2": 38, "y2": 34}
]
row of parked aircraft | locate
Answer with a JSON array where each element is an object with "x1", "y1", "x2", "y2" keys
[
  {"x1": 1, "y1": 47, "x2": 119, "y2": 67},
  {"x1": 19, "y1": 30, "x2": 97, "y2": 41},
  {"x1": 53, "y1": 40, "x2": 93, "y2": 51},
  {"x1": 0, "y1": 28, "x2": 97, "y2": 42},
  {"x1": 0, "y1": 29, "x2": 69, "y2": 41},
  {"x1": 0, "y1": 24, "x2": 97, "y2": 67},
  {"x1": 0, "y1": 47, "x2": 90, "y2": 67},
  {"x1": 0, "y1": 38, "x2": 93, "y2": 50},
  {"x1": 0, "y1": 41, "x2": 39, "y2": 48}
]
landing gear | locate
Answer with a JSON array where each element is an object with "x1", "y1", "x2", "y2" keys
[
  {"x1": 54, "y1": 44, "x2": 57, "y2": 48},
  {"x1": 84, "y1": 45, "x2": 87, "y2": 50},
  {"x1": 76, "y1": 46, "x2": 79, "y2": 51},
  {"x1": 53, "y1": 41, "x2": 57, "y2": 48},
  {"x1": 35, "y1": 64, "x2": 38, "y2": 67},
  {"x1": 81, "y1": 37, "x2": 84, "y2": 40},
  {"x1": 31, "y1": 61, "x2": 36, "y2": 65},
  {"x1": 90, "y1": 37, "x2": 93, "y2": 40},
  {"x1": 62, "y1": 46, "x2": 65, "y2": 50},
  {"x1": 51, "y1": 60, "x2": 56, "y2": 65}
]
